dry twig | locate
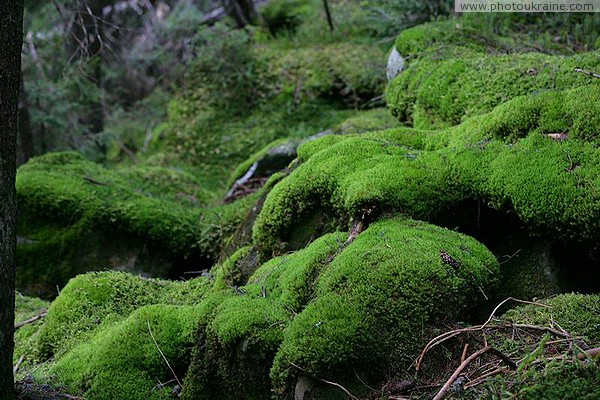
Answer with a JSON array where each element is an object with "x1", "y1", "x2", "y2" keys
[
  {"x1": 15, "y1": 310, "x2": 47, "y2": 330},
  {"x1": 147, "y1": 320, "x2": 182, "y2": 389},
  {"x1": 432, "y1": 347, "x2": 515, "y2": 400}
]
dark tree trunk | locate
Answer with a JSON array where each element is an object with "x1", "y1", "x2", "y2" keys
[
  {"x1": 0, "y1": 0, "x2": 24, "y2": 398},
  {"x1": 18, "y1": 76, "x2": 34, "y2": 164},
  {"x1": 322, "y1": 0, "x2": 334, "y2": 32},
  {"x1": 222, "y1": 0, "x2": 262, "y2": 28}
]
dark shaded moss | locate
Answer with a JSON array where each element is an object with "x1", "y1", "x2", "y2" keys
[{"x1": 16, "y1": 152, "x2": 257, "y2": 295}]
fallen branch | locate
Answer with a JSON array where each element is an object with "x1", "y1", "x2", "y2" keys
[
  {"x1": 13, "y1": 355, "x2": 25, "y2": 374},
  {"x1": 433, "y1": 347, "x2": 515, "y2": 400},
  {"x1": 578, "y1": 347, "x2": 600, "y2": 360},
  {"x1": 14, "y1": 310, "x2": 47, "y2": 330},
  {"x1": 416, "y1": 297, "x2": 550, "y2": 371},
  {"x1": 574, "y1": 68, "x2": 600, "y2": 79}
]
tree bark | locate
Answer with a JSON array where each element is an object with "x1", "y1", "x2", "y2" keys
[
  {"x1": 222, "y1": 0, "x2": 262, "y2": 28},
  {"x1": 322, "y1": 0, "x2": 334, "y2": 32},
  {"x1": 0, "y1": 0, "x2": 24, "y2": 398},
  {"x1": 18, "y1": 76, "x2": 34, "y2": 164}
]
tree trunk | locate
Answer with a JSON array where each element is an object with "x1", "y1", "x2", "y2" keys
[
  {"x1": 0, "y1": 0, "x2": 24, "y2": 398},
  {"x1": 322, "y1": 0, "x2": 334, "y2": 32},
  {"x1": 18, "y1": 76, "x2": 34, "y2": 164},
  {"x1": 222, "y1": 0, "x2": 262, "y2": 28}
]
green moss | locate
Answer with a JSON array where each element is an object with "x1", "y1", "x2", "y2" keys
[
  {"x1": 387, "y1": 50, "x2": 600, "y2": 129},
  {"x1": 14, "y1": 294, "x2": 50, "y2": 366},
  {"x1": 154, "y1": 40, "x2": 386, "y2": 191},
  {"x1": 479, "y1": 294, "x2": 600, "y2": 399},
  {"x1": 183, "y1": 219, "x2": 497, "y2": 398},
  {"x1": 332, "y1": 107, "x2": 400, "y2": 135},
  {"x1": 502, "y1": 294, "x2": 600, "y2": 342},
  {"x1": 47, "y1": 304, "x2": 202, "y2": 399},
  {"x1": 183, "y1": 233, "x2": 344, "y2": 399},
  {"x1": 255, "y1": 86, "x2": 600, "y2": 255},
  {"x1": 16, "y1": 153, "x2": 257, "y2": 295},
  {"x1": 269, "y1": 218, "x2": 498, "y2": 396},
  {"x1": 36, "y1": 271, "x2": 209, "y2": 360}
]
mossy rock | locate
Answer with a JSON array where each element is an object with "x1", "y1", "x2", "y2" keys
[
  {"x1": 16, "y1": 152, "x2": 257, "y2": 296},
  {"x1": 387, "y1": 50, "x2": 600, "y2": 129},
  {"x1": 254, "y1": 86, "x2": 600, "y2": 256},
  {"x1": 183, "y1": 218, "x2": 498, "y2": 398},
  {"x1": 154, "y1": 40, "x2": 386, "y2": 191},
  {"x1": 47, "y1": 304, "x2": 202, "y2": 399},
  {"x1": 35, "y1": 271, "x2": 209, "y2": 360}
]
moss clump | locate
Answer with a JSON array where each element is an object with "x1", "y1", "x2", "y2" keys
[
  {"x1": 47, "y1": 304, "x2": 202, "y2": 399},
  {"x1": 269, "y1": 218, "x2": 498, "y2": 396},
  {"x1": 387, "y1": 50, "x2": 600, "y2": 129},
  {"x1": 182, "y1": 233, "x2": 345, "y2": 400},
  {"x1": 155, "y1": 39, "x2": 386, "y2": 191},
  {"x1": 182, "y1": 218, "x2": 497, "y2": 398},
  {"x1": 254, "y1": 86, "x2": 600, "y2": 255},
  {"x1": 36, "y1": 271, "x2": 209, "y2": 359},
  {"x1": 16, "y1": 152, "x2": 257, "y2": 295}
]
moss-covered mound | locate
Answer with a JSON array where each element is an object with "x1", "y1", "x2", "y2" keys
[
  {"x1": 254, "y1": 85, "x2": 600, "y2": 255},
  {"x1": 183, "y1": 218, "x2": 498, "y2": 399},
  {"x1": 153, "y1": 39, "x2": 387, "y2": 191},
  {"x1": 16, "y1": 152, "x2": 257, "y2": 296},
  {"x1": 31, "y1": 218, "x2": 498, "y2": 399},
  {"x1": 387, "y1": 50, "x2": 600, "y2": 129},
  {"x1": 24, "y1": 272, "x2": 209, "y2": 399}
]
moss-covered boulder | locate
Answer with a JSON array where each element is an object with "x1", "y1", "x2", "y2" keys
[
  {"x1": 254, "y1": 85, "x2": 600, "y2": 256},
  {"x1": 182, "y1": 217, "x2": 498, "y2": 399},
  {"x1": 387, "y1": 50, "x2": 600, "y2": 129},
  {"x1": 154, "y1": 39, "x2": 387, "y2": 191},
  {"x1": 16, "y1": 152, "x2": 256, "y2": 296},
  {"x1": 21, "y1": 271, "x2": 210, "y2": 398}
]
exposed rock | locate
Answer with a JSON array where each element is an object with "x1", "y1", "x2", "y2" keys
[{"x1": 386, "y1": 47, "x2": 405, "y2": 81}]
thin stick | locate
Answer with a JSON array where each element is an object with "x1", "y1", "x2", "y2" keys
[
  {"x1": 314, "y1": 377, "x2": 359, "y2": 400},
  {"x1": 463, "y1": 367, "x2": 507, "y2": 389},
  {"x1": 460, "y1": 343, "x2": 469, "y2": 364},
  {"x1": 416, "y1": 298, "x2": 549, "y2": 371},
  {"x1": 13, "y1": 355, "x2": 25, "y2": 373},
  {"x1": 147, "y1": 320, "x2": 182, "y2": 388},
  {"x1": 14, "y1": 310, "x2": 47, "y2": 329},
  {"x1": 433, "y1": 347, "x2": 514, "y2": 400},
  {"x1": 574, "y1": 68, "x2": 600, "y2": 79}
]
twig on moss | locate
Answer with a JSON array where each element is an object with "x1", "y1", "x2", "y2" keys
[
  {"x1": 13, "y1": 355, "x2": 25, "y2": 374},
  {"x1": 147, "y1": 320, "x2": 183, "y2": 389},
  {"x1": 574, "y1": 68, "x2": 600, "y2": 79},
  {"x1": 83, "y1": 176, "x2": 109, "y2": 186},
  {"x1": 314, "y1": 377, "x2": 359, "y2": 400},
  {"x1": 416, "y1": 298, "x2": 550, "y2": 371},
  {"x1": 433, "y1": 347, "x2": 515, "y2": 400},
  {"x1": 14, "y1": 310, "x2": 47, "y2": 330}
]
